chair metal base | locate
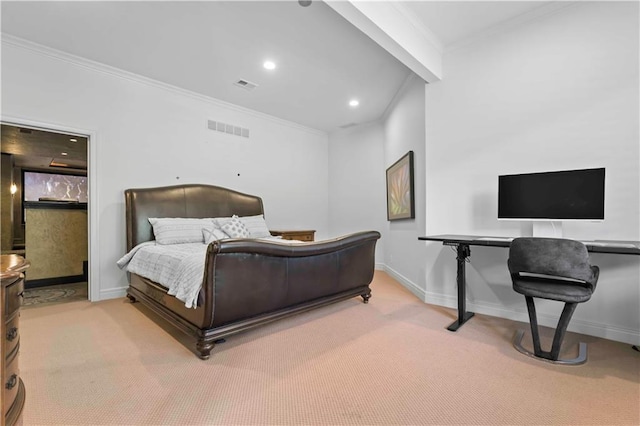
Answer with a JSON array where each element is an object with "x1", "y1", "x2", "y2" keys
[{"x1": 513, "y1": 329, "x2": 587, "y2": 365}]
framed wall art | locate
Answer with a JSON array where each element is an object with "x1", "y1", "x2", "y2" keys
[{"x1": 386, "y1": 151, "x2": 415, "y2": 221}]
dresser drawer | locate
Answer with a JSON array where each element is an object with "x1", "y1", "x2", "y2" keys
[
  {"x1": 4, "y1": 276, "x2": 24, "y2": 317},
  {"x1": 3, "y1": 356, "x2": 20, "y2": 417},
  {"x1": 4, "y1": 314, "x2": 19, "y2": 359},
  {"x1": 2, "y1": 255, "x2": 28, "y2": 425}
]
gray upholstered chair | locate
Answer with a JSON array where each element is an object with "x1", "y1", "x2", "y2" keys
[{"x1": 508, "y1": 237, "x2": 599, "y2": 365}]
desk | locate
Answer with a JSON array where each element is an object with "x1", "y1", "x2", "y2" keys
[{"x1": 418, "y1": 235, "x2": 640, "y2": 331}]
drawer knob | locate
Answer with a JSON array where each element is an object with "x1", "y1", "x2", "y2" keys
[
  {"x1": 5, "y1": 374, "x2": 17, "y2": 390},
  {"x1": 6, "y1": 327, "x2": 18, "y2": 341}
]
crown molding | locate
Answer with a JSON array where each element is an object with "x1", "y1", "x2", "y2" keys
[
  {"x1": 445, "y1": 1, "x2": 582, "y2": 54},
  {"x1": 388, "y1": 1, "x2": 444, "y2": 55},
  {"x1": 1, "y1": 34, "x2": 326, "y2": 137}
]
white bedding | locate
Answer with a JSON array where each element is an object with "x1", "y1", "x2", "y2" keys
[
  {"x1": 117, "y1": 236, "x2": 303, "y2": 309},
  {"x1": 117, "y1": 242, "x2": 208, "y2": 309}
]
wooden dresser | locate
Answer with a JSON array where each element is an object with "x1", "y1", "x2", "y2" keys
[
  {"x1": 270, "y1": 229, "x2": 315, "y2": 242},
  {"x1": 1, "y1": 254, "x2": 29, "y2": 426}
]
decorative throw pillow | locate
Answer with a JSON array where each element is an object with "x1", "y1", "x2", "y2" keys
[
  {"x1": 220, "y1": 215, "x2": 251, "y2": 238},
  {"x1": 148, "y1": 218, "x2": 213, "y2": 244},
  {"x1": 239, "y1": 214, "x2": 272, "y2": 238},
  {"x1": 202, "y1": 227, "x2": 229, "y2": 244},
  {"x1": 212, "y1": 216, "x2": 232, "y2": 228}
]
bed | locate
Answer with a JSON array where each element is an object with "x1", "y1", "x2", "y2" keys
[{"x1": 120, "y1": 184, "x2": 380, "y2": 359}]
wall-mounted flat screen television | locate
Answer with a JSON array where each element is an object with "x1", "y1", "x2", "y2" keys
[
  {"x1": 23, "y1": 170, "x2": 88, "y2": 203},
  {"x1": 498, "y1": 168, "x2": 605, "y2": 221}
]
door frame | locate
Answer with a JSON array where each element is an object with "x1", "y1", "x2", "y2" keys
[{"x1": 1, "y1": 115, "x2": 99, "y2": 302}]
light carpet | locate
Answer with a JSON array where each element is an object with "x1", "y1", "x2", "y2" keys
[{"x1": 19, "y1": 271, "x2": 639, "y2": 425}]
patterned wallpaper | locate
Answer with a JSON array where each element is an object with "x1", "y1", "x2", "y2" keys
[{"x1": 25, "y1": 208, "x2": 88, "y2": 280}]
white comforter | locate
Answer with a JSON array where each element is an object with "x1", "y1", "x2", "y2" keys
[
  {"x1": 117, "y1": 237, "x2": 303, "y2": 309},
  {"x1": 117, "y1": 242, "x2": 208, "y2": 309}
]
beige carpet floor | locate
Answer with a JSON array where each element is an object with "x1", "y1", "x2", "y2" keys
[{"x1": 18, "y1": 271, "x2": 639, "y2": 425}]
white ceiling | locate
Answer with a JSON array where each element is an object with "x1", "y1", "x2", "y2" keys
[{"x1": 1, "y1": 1, "x2": 553, "y2": 133}]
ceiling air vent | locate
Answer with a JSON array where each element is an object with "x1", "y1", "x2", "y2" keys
[
  {"x1": 208, "y1": 120, "x2": 250, "y2": 138},
  {"x1": 233, "y1": 79, "x2": 258, "y2": 91}
]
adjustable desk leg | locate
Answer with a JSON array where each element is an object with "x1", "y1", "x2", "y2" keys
[{"x1": 447, "y1": 243, "x2": 475, "y2": 331}]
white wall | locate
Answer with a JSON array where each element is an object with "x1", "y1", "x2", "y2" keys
[
  {"x1": 424, "y1": 2, "x2": 640, "y2": 344},
  {"x1": 328, "y1": 74, "x2": 427, "y2": 296},
  {"x1": 1, "y1": 39, "x2": 330, "y2": 300},
  {"x1": 327, "y1": 121, "x2": 386, "y2": 265},
  {"x1": 382, "y1": 75, "x2": 427, "y2": 298}
]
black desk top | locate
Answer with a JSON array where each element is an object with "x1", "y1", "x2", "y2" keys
[{"x1": 419, "y1": 234, "x2": 640, "y2": 255}]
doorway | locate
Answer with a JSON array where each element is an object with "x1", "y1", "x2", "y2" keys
[{"x1": 1, "y1": 122, "x2": 91, "y2": 305}]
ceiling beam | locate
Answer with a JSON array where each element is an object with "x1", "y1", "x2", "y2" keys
[{"x1": 326, "y1": 1, "x2": 442, "y2": 83}]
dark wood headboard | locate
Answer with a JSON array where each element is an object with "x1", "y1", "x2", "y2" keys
[{"x1": 124, "y1": 184, "x2": 264, "y2": 250}]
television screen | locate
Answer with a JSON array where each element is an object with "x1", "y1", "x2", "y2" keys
[
  {"x1": 498, "y1": 168, "x2": 605, "y2": 221},
  {"x1": 23, "y1": 171, "x2": 88, "y2": 203}
]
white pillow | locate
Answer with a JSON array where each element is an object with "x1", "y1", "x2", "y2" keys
[
  {"x1": 220, "y1": 215, "x2": 251, "y2": 238},
  {"x1": 148, "y1": 218, "x2": 212, "y2": 245},
  {"x1": 202, "y1": 227, "x2": 229, "y2": 244},
  {"x1": 239, "y1": 214, "x2": 271, "y2": 238}
]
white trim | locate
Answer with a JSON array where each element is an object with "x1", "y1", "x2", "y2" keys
[
  {"x1": 464, "y1": 299, "x2": 640, "y2": 346},
  {"x1": 424, "y1": 291, "x2": 640, "y2": 346},
  {"x1": 1, "y1": 34, "x2": 326, "y2": 137},
  {"x1": 388, "y1": 2, "x2": 444, "y2": 55},
  {"x1": 381, "y1": 262, "x2": 639, "y2": 345},
  {"x1": 100, "y1": 286, "x2": 128, "y2": 301},
  {"x1": 445, "y1": 1, "x2": 581, "y2": 54},
  {"x1": 424, "y1": 290, "x2": 457, "y2": 311},
  {"x1": 0, "y1": 115, "x2": 100, "y2": 303},
  {"x1": 382, "y1": 264, "x2": 426, "y2": 302}
]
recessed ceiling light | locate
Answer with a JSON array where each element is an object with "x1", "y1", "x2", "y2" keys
[
  {"x1": 69, "y1": 138, "x2": 77, "y2": 142},
  {"x1": 263, "y1": 61, "x2": 276, "y2": 70},
  {"x1": 349, "y1": 99, "x2": 360, "y2": 107},
  {"x1": 61, "y1": 152, "x2": 68, "y2": 156}
]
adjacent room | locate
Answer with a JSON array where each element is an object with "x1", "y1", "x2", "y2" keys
[
  {"x1": 1, "y1": 1, "x2": 638, "y2": 425},
  {"x1": 1, "y1": 125, "x2": 89, "y2": 307}
]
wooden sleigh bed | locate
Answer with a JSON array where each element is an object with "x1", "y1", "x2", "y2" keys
[{"x1": 122, "y1": 184, "x2": 380, "y2": 359}]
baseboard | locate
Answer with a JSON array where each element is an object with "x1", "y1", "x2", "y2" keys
[
  {"x1": 382, "y1": 264, "x2": 426, "y2": 301},
  {"x1": 99, "y1": 286, "x2": 128, "y2": 300},
  {"x1": 25, "y1": 274, "x2": 86, "y2": 289},
  {"x1": 425, "y1": 291, "x2": 640, "y2": 346},
  {"x1": 467, "y1": 301, "x2": 640, "y2": 345},
  {"x1": 382, "y1": 265, "x2": 640, "y2": 346}
]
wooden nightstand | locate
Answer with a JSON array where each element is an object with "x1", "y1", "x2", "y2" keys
[{"x1": 270, "y1": 230, "x2": 316, "y2": 242}]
